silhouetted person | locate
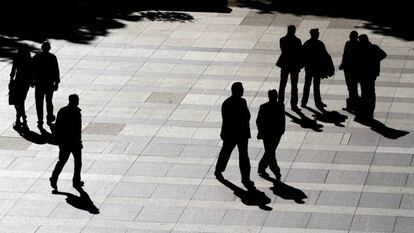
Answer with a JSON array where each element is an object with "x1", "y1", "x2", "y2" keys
[
  {"x1": 256, "y1": 89, "x2": 285, "y2": 180},
  {"x1": 276, "y1": 25, "x2": 303, "y2": 111},
  {"x1": 215, "y1": 82, "x2": 254, "y2": 189},
  {"x1": 32, "y1": 41, "x2": 60, "y2": 130},
  {"x1": 339, "y1": 31, "x2": 360, "y2": 113},
  {"x1": 9, "y1": 44, "x2": 32, "y2": 131},
  {"x1": 356, "y1": 34, "x2": 387, "y2": 121},
  {"x1": 50, "y1": 94, "x2": 83, "y2": 190},
  {"x1": 301, "y1": 28, "x2": 334, "y2": 109}
]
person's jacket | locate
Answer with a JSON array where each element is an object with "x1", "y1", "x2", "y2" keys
[
  {"x1": 303, "y1": 39, "x2": 334, "y2": 78},
  {"x1": 55, "y1": 105, "x2": 82, "y2": 147},
  {"x1": 339, "y1": 40, "x2": 359, "y2": 72},
  {"x1": 358, "y1": 43, "x2": 387, "y2": 80},
  {"x1": 32, "y1": 52, "x2": 60, "y2": 88},
  {"x1": 256, "y1": 101, "x2": 285, "y2": 140},
  {"x1": 276, "y1": 35, "x2": 303, "y2": 71},
  {"x1": 10, "y1": 55, "x2": 32, "y2": 85},
  {"x1": 220, "y1": 95, "x2": 251, "y2": 141}
]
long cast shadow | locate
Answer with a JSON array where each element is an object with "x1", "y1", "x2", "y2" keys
[
  {"x1": 285, "y1": 109, "x2": 323, "y2": 132},
  {"x1": 355, "y1": 118, "x2": 409, "y2": 140},
  {"x1": 14, "y1": 127, "x2": 58, "y2": 145},
  {"x1": 305, "y1": 106, "x2": 348, "y2": 127},
  {"x1": 259, "y1": 175, "x2": 307, "y2": 204},
  {"x1": 52, "y1": 187, "x2": 100, "y2": 214},
  {"x1": 216, "y1": 177, "x2": 272, "y2": 211}
]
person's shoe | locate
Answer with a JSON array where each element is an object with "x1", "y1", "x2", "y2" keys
[
  {"x1": 73, "y1": 181, "x2": 84, "y2": 189},
  {"x1": 13, "y1": 121, "x2": 21, "y2": 131},
  {"x1": 316, "y1": 102, "x2": 327, "y2": 107},
  {"x1": 275, "y1": 174, "x2": 282, "y2": 181},
  {"x1": 46, "y1": 115, "x2": 56, "y2": 126},
  {"x1": 49, "y1": 177, "x2": 57, "y2": 190},
  {"x1": 301, "y1": 103, "x2": 307, "y2": 108},
  {"x1": 214, "y1": 170, "x2": 224, "y2": 180}
]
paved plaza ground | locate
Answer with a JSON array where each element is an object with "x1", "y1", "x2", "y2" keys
[{"x1": 1, "y1": 4, "x2": 414, "y2": 233}]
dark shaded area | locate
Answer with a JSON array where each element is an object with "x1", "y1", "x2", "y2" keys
[
  {"x1": 0, "y1": 0, "x2": 230, "y2": 60},
  {"x1": 285, "y1": 109, "x2": 323, "y2": 132},
  {"x1": 355, "y1": 118, "x2": 409, "y2": 140},
  {"x1": 234, "y1": 0, "x2": 413, "y2": 40},
  {"x1": 305, "y1": 106, "x2": 348, "y2": 127},
  {"x1": 260, "y1": 175, "x2": 307, "y2": 204},
  {"x1": 52, "y1": 187, "x2": 99, "y2": 214},
  {"x1": 14, "y1": 127, "x2": 58, "y2": 145},
  {"x1": 217, "y1": 176, "x2": 272, "y2": 210}
]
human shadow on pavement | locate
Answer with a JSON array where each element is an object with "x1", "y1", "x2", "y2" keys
[
  {"x1": 260, "y1": 175, "x2": 307, "y2": 204},
  {"x1": 304, "y1": 106, "x2": 348, "y2": 127},
  {"x1": 13, "y1": 126, "x2": 58, "y2": 145},
  {"x1": 52, "y1": 187, "x2": 100, "y2": 214},
  {"x1": 355, "y1": 118, "x2": 409, "y2": 140},
  {"x1": 217, "y1": 176, "x2": 272, "y2": 211},
  {"x1": 285, "y1": 109, "x2": 323, "y2": 132}
]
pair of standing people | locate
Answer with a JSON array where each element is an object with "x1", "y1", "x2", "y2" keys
[
  {"x1": 9, "y1": 41, "x2": 60, "y2": 131},
  {"x1": 277, "y1": 26, "x2": 334, "y2": 111},
  {"x1": 340, "y1": 32, "x2": 387, "y2": 121},
  {"x1": 215, "y1": 82, "x2": 285, "y2": 189}
]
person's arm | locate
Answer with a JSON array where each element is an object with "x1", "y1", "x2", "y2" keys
[
  {"x1": 10, "y1": 58, "x2": 16, "y2": 80},
  {"x1": 53, "y1": 55, "x2": 60, "y2": 88},
  {"x1": 339, "y1": 42, "x2": 348, "y2": 70}
]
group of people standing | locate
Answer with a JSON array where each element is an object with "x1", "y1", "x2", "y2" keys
[
  {"x1": 9, "y1": 42, "x2": 84, "y2": 190},
  {"x1": 215, "y1": 26, "x2": 387, "y2": 189}
]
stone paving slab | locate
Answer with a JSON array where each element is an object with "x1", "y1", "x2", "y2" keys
[{"x1": 0, "y1": 5, "x2": 414, "y2": 233}]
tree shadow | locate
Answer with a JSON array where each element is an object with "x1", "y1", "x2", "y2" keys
[
  {"x1": 52, "y1": 187, "x2": 100, "y2": 214},
  {"x1": 216, "y1": 177, "x2": 272, "y2": 211},
  {"x1": 0, "y1": 0, "x2": 230, "y2": 61},
  {"x1": 285, "y1": 109, "x2": 324, "y2": 132},
  {"x1": 234, "y1": 0, "x2": 414, "y2": 40},
  {"x1": 259, "y1": 175, "x2": 307, "y2": 204},
  {"x1": 355, "y1": 118, "x2": 409, "y2": 140},
  {"x1": 305, "y1": 106, "x2": 348, "y2": 127}
]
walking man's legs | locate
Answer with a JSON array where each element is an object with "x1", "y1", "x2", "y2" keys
[
  {"x1": 301, "y1": 72, "x2": 312, "y2": 106},
  {"x1": 72, "y1": 147, "x2": 83, "y2": 187},
  {"x1": 45, "y1": 90, "x2": 55, "y2": 125},
  {"x1": 237, "y1": 139, "x2": 253, "y2": 188},
  {"x1": 278, "y1": 69, "x2": 289, "y2": 104},
  {"x1": 215, "y1": 140, "x2": 236, "y2": 177},
  {"x1": 35, "y1": 88, "x2": 45, "y2": 127},
  {"x1": 50, "y1": 146, "x2": 71, "y2": 189},
  {"x1": 290, "y1": 71, "x2": 299, "y2": 108}
]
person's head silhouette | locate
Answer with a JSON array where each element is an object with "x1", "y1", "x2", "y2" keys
[
  {"x1": 349, "y1": 31, "x2": 358, "y2": 42},
  {"x1": 310, "y1": 28, "x2": 319, "y2": 40},
  {"x1": 358, "y1": 34, "x2": 370, "y2": 46},
  {"x1": 268, "y1": 89, "x2": 278, "y2": 103},
  {"x1": 41, "y1": 41, "x2": 51, "y2": 52},
  {"x1": 287, "y1": 25, "x2": 296, "y2": 36},
  {"x1": 231, "y1": 82, "x2": 244, "y2": 98},
  {"x1": 68, "y1": 94, "x2": 79, "y2": 107}
]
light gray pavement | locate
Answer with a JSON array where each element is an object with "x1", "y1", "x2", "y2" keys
[{"x1": 1, "y1": 6, "x2": 414, "y2": 233}]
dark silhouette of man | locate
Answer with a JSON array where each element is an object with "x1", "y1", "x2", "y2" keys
[
  {"x1": 356, "y1": 34, "x2": 387, "y2": 121},
  {"x1": 339, "y1": 31, "x2": 360, "y2": 113},
  {"x1": 32, "y1": 41, "x2": 60, "y2": 129},
  {"x1": 50, "y1": 94, "x2": 83, "y2": 190},
  {"x1": 276, "y1": 25, "x2": 303, "y2": 111},
  {"x1": 301, "y1": 28, "x2": 334, "y2": 109},
  {"x1": 256, "y1": 89, "x2": 285, "y2": 180},
  {"x1": 215, "y1": 82, "x2": 254, "y2": 189}
]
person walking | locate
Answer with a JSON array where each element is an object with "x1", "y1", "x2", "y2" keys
[
  {"x1": 214, "y1": 82, "x2": 255, "y2": 189},
  {"x1": 301, "y1": 28, "x2": 335, "y2": 109},
  {"x1": 32, "y1": 41, "x2": 60, "y2": 130},
  {"x1": 50, "y1": 94, "x2": 84, "y2": 190},
  {"x1": 276, "y1": 25, "x2": 303, "y2": 111},
  {"x1": 256, "y1": 89, "x2": 285, "y2": 180},
  {"x1": 9, "y1": 44, "x2": 32, "y2": 131},
  {"x1": 339, "y1": 31, "x2": 360, "y2": 113}
]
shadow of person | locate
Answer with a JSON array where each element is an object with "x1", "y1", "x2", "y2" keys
[
  {"x1": 216, "y1": 177, "x2": 272, "y2": 211},
  {"x1": 13, "y1": 126, "x2": 58, "y2": 145},
  {"x1": 355, "y1": 118, "x2": 409, "y2": 140},
  {"x1": 305, "y1": 106, "x2": 348, "y2": 127},
  {"x1": 52, "y1": 187, "x2": 99, "y2": 214},
  {"x1": 271, "y1": 180, "x2": 308, "y2": 204},
  {"x1": 259, "y1": 176, "x2": 307, "y2": 204},
  {"x1": 285, "y1": 109, "x2": 323, "y2": 132}
]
